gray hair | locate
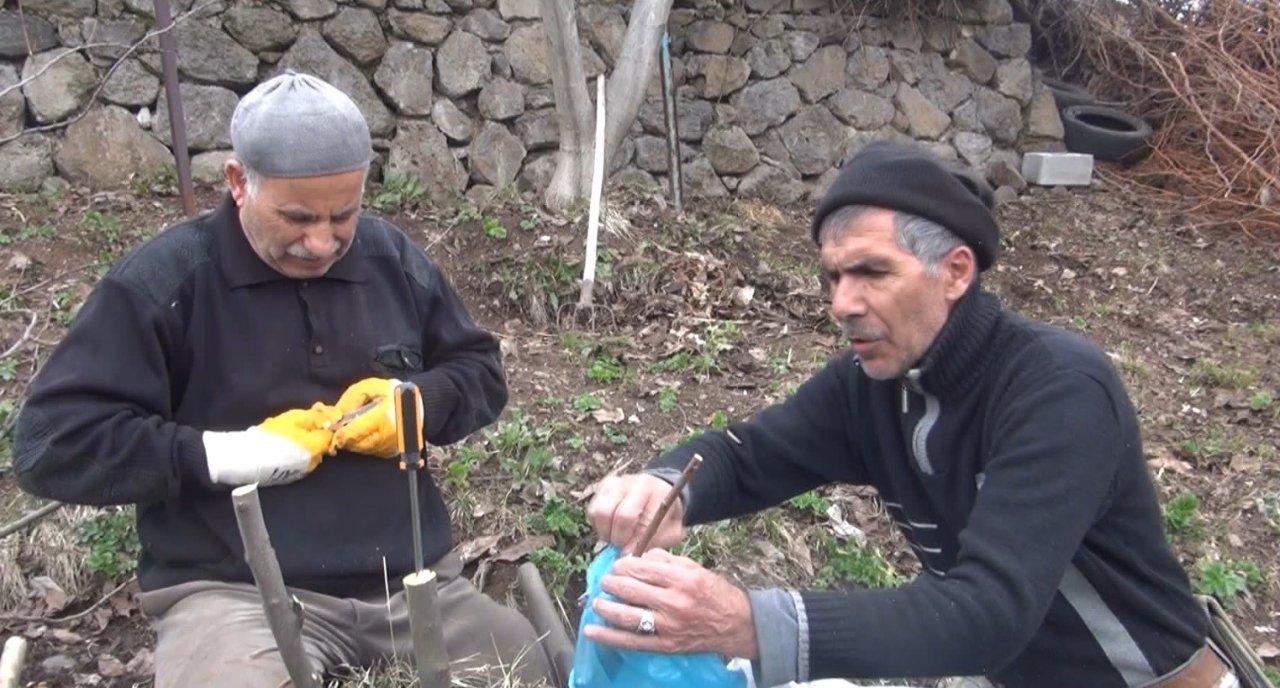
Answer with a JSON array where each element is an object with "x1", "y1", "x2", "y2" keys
[
  {"x1": 817, "y1": 205, "x2": 966, "y2": 275},
  {"x1": 241, "y1": 161, "x2": 264, "y2": 196}
]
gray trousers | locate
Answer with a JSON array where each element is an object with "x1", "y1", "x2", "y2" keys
[{"x1": 138, "y1": 555, "x2": 555, "y2": 688}]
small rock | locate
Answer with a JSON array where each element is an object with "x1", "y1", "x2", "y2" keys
[
  {"x1": 98, "y1": 654, "x2": 126, "y2": 678},
  {"x1": 993, "y1": 185, "x2": 1019, "y2": 205},
  {"x1": 41, "y1": 654, "x2": 77, "y2": 674}
]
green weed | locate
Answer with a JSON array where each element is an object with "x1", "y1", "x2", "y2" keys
[
  {"x1": 483, "y1": 216, "x2": 507, "y2": 240},
  {"x1": 572, "y1": 394, "x2": 602, "y2": 413},
  {"x1": 76, "y1": 508, "x2": 140, "y2": 579},
  {"x1": 444, "y1": 445, "x2": 486, "y2": 491},
  {"x1": 485, "y1": 409, "x2": 561, "y2": 487},
  {"x1": 586, "y1": 354, "x2": 626, "y2": 384},
  {"x1": 454, "y1": 202, "x2": 483, "y2": 224},
  {"x1": 709, "y1": 410, "x2": 730, "y2": 430},
  {"x1": 1249, "y1": 391, "x2": 1273, "y2": 411},
  {"x1": 527, "y1": 497, "x2": 587, "y2": 541},
  {"x1": 658, "y1": 386, "x2": 679, "y2": 413},
  {"x1": 817, "y1": 538, "x2": 905, "y2": 590},
  {"x1": 787, "y1": 491, "x2": 831, "y2": 517},
  {"x1": 603, "y1": 426, "x2": 629, "y2": 445},
  {"x1": 369, "y1": 171, "x2": 426, "y2": 212},
  {"x1": 1162, "y1": 493, "x2": 1202, "y2": 542},
  {"x1": 0, "y1": 359, "x2": 16, "y2": 382},
  {"x1": 528, "y1": 547, "x2": 587, "y2": 600},
  {"x1": 1195, "y1": 559, "x2": 1264, "y2": 608},
  {"x1": 519, "y1": 203, "x2": 541, "y2": 231},
  {"x1": 559, "y1": 331, "x2": 593, "y2": 355}
]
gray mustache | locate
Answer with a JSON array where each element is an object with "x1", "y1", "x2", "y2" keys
[
  {"x1": 838, "y1": 319, "x2": 885, "y2": 341},
  {"x1": 286, "y1": 241, "x2": 342, "y2": 260}
]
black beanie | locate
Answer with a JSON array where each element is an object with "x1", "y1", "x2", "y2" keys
[{"x1": 810, "y1": 141, "x2": 1000, "y2": 271}]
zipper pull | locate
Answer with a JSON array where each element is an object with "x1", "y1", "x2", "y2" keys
[{"x1": 901, "y1": 384, "x2": 908, "y2": 413}]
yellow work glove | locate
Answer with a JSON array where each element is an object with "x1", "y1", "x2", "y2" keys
[
  {"x1": 330, "y1": 377, "x2": 422, "y2": 459},
  {"x1": 202, "y1": 402, "x2": 342, "y2": 486}
]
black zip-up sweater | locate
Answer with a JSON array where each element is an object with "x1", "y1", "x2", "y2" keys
[
  {"x1": 14, "y1": 197, "x2": 506, "y2": 596},
  {"x1": 651, "y1": 288, "x2": 1205, "y2": 687}
]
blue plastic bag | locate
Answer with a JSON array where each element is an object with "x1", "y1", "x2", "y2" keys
[{"x1": 569, "y1": 545, "x2": 748, "y2": 688}]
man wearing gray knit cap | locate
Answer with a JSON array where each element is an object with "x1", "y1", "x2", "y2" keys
[{"x1": 14, "y1": 71, "x2": 556, "y2": 686}]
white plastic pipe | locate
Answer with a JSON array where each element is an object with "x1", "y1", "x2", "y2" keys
[{"x1": 579, "y1": 74, "x2": 607, "y2": 308}]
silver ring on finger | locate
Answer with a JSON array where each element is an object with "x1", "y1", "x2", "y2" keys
[{"x1": 636, "y1": 608, "x2": 657, "y2": 636}]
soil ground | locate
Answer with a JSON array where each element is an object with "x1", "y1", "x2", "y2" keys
[{"x1": 0, "y1": 174, "x2": 1277, "y2": 687}]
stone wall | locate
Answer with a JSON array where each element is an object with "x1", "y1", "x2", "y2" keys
[{"x1": 0, "y1": 0, "x2": 1065, "y2": 202}]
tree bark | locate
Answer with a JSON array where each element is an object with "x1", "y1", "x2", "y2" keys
[
  {"x1": 231, "y1": 485, "x2": 319, "y2": 688},
  {"x1": 403, "y1": 570, "x2": 450, "y2": 687},
  {"x1": 539, "y1": 0, "x2": 675, "y2": 210}
]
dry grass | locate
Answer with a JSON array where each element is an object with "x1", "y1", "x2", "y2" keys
[
  {"x1": 0, "y1": 500, "x2": 97, "y2": 610},
  {"x1": 329, "y1": 647, "x2": 553, "y2": 688}
]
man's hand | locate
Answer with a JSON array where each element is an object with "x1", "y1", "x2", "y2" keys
[
  {"x1": 330, "y1": 377, "x2": 420, "y2": 458},
  {"x1": 584, "y1": 549, "x2": 759, "y2": 659},
  {"x1": 203, "y1": 403, "x2": 341, "y2": 486},
  {"x1": 588, "y1": 473, "x2": 685, "y2": 554}
]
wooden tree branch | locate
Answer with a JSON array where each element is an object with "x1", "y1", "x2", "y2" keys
[
  {"x1": 403, "y1": 570, "x2": 449, "y2": 687},
  {"x1": 231, "y1": 485, "x2": 318, "y2": 688},
  {"x1": 0, "y1": 637, "x2": 28, "y2": 688},
  {"x1": 634, "y1": 453, "x2": 702, "y2": 557},
  {"x1": 0, "y1": 501, "x2": 63, "y2": 541}
]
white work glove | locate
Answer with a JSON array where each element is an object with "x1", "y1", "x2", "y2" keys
[{"x1": 202, "y1": 403, "x2": 341, "y2": 486}]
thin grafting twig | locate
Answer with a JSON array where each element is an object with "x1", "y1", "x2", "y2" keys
[{"x1": 633, "y1": 453, "x2": 703, "y2": 557}]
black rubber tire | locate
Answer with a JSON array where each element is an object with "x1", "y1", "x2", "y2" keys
[
  {"x1": 1040, "y1": 76, "x2": 1096, "y2": 110},
  {"x1": 1061, "y1": 104, "x2": 1154, "y2": 164}
]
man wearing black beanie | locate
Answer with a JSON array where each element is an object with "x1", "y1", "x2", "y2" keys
[{"x1": 583, "y1": 142, "x2": 1230, "y2": 688}]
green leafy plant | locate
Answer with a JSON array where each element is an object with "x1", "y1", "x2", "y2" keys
[
  {"x1": 658, "y1": 386, "x2": 679, "y2": 413},
  {"x1": 1249, "y1": 391, "x2": 1273, "y2": 411},
  {"x1": 454, "y1": 202, "x2": 483, "y2": 224},
  {"x1": 787, "y1": 491, "x2": 831, "y2": 516},
  {"x1": 482, "y1": 215, "x2": 508, "y2": 240},
  {"x1": 370, "y1": 171, "x2": 426, "y2": 212},
  {"x1": 519, "y1": 203, "x2": 541, "y2": 231},
  {"x1": 444, "y1": 445, "x2": 486, "y2": 491},
  {"x1": 572, "y1": 394, "x2": 602, "y2": 413},
  {"x1": 1162, "y1": 492, "x2": 1202, "y2": 542},
  {"x1": 1196, "y1": 559, "x2": 1264, "y2": 608},
  {"x1": 1262, "y1": 666, "x2": 1279, "y2": 687},
  {"x1": 485, "y1": 409, "x2": 560, "y2": 487},
  {"x1": 559, "y1": 331, "x2": 593, "y2": 354},
  {"x1": 709, "y1": 410, "x2": 730, "y2": 430},
  {"x1": 76, "y1": 508, "x2": 140, "y2": 579},
  {"x1": 0, "y1": 400, "x2": 16, "y2": 468},
  {"x1": 587, "y1": 354, "x2": 626, "y2": 384},
  {"x1": 528, "y1": 547, "x2": 587, "y2": 600},
  {"x1": 649, "y1": 352, "x2": 693, "y2": 373},
  {"x1": 817, "y1": 538, "x2": 905, "y2": 590},
  {"x1": 566, "y1": 434, "x2": 586, "y2": 450},
  {"x1": 0, "y1": 359, "x2": 17, "y2": 382},
  {"x1": 603, "y1": 426, "x2": 629, "y2": 445},
  {"x1": 527, "y1": 497, "x2": 586, "y2": 541}
]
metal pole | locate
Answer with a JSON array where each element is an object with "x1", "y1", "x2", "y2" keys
[
  {"x1": 660, "y1": 31, "x2": 683, "y2": 214},
  {"x1": 152, "y1": 0, "x2": 196, "y2": 217}
]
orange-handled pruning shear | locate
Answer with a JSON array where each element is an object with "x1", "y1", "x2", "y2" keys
[{"x1": 394, "y1": 381, "x2": 426, "y2": 574}]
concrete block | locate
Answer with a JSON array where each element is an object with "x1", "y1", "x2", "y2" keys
[{"x1": 1021, "y1": 151, "x2": 1093, "y2": 186}]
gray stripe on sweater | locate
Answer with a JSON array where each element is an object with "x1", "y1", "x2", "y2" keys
[{"x1": 1060, "y1": 564, "x2": 1157, "y2": 685}]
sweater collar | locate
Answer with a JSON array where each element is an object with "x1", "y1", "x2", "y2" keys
[{"x1": 903, "y1": 281, "x2": 1002, "y2": 398}]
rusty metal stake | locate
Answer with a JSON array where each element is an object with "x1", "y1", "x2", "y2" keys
[
  {"x1": 152, "y1": 0, "x2": 196, "y2": 217},
  {"x1": 660, "y1": 31, "x2": 683, "y2": 214}
]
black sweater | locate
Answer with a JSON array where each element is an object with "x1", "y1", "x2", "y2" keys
[
  {"x1": 14, "y1": 197, "x2": 506, "y2": 596},
  {"x1": 651, "y1": 289, "x2": 1205, "y2": 687}
]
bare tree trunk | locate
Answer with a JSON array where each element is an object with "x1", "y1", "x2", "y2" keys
[
  {"x1": 231, "y1": 485, "x2": 319, "y2": 688},
  {"x1": 539, "y1": 0, "x2": 594, "y2": 211},
  {"x1": 403, "y1": 570, "x2": 450, "y2": 688},
  {"x1": 539, "y1": 0, "x2": 675, "y2": 210}
]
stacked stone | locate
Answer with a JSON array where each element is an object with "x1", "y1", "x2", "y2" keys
[{"x1": 0, "y1": 0, "x2": 1063, "y2": 200}]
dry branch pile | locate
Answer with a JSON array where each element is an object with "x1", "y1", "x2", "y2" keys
[{"x1": 1048, "y1": 0, "x2": 1280, "y2": 233}]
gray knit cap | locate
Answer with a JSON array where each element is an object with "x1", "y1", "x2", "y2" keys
[{"x1": 230, "y1": 70, "x2": 371, "y2": 178}]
